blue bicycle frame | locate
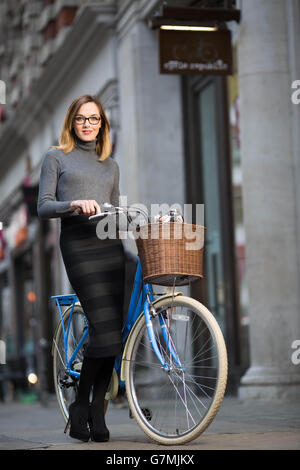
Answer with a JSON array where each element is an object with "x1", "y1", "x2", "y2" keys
[
  {"x1": 52, "y1": 294, "x2": 88, "y2": 380},
  {"x1": 52, "y1": 257, "x2": 179, "y2": 383}
]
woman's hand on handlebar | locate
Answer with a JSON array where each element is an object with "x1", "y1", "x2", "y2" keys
[{"x1": 70, "y1": 200, "x2": 101, "y2": 216}]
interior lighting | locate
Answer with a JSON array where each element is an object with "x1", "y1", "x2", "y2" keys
[{"x1": 160, "y1": 25, "x2": 218, "y2": 32}]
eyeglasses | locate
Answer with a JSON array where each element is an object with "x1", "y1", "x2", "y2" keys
[{"x1": 74, "y1": 116, "x2": 101, "y2": 125}]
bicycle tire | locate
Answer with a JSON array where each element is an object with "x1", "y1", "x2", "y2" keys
[
  {"x1": 52, "y1": 304, "x2": 88, "y2": 423},
  {"x1": 124, "y1": 295, "x2": 227, "y2": 445}
]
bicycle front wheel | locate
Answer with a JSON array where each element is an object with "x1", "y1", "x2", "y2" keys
[{"x1": 124, "y1": 295, "x2": 228, "y2": 445}]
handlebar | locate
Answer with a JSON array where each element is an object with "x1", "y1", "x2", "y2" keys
[
  {"x1": 88, "y1": 203, "x2": 150, "y2": 225},
  {"x1": 88, "y1": 203, "x2": 183, "y2": 226}
]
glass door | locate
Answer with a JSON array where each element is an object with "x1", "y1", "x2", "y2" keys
[
  {"x1": 198, "y1": 81, "x2": 226, "y2": 335},
  {"x1": 183, "y1": 74, "x2": 240, "y2": 391}
]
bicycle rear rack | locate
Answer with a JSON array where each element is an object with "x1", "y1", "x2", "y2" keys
[{"x1": 51, "y1": 294, "x2": 79, "y2": 306}]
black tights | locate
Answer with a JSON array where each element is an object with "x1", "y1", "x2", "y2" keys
[{"x1": 76, "y1": 356, "x2": 115, "y2": 409}]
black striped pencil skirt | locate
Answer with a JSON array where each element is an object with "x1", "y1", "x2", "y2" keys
[{"x1": 59, "y1": 214, "x2": 125, "y2": 358}]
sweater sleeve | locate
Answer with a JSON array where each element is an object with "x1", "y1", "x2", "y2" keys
[
  {"x1": 110, "y1": 160, "x2": 120, "y2": 207},
  {"x1": 37, "y1": 150, "x2": 74, "y2": 219}
]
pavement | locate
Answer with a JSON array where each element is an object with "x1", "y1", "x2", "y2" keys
[{"x1": 0, "y1": 394, "x2": 300, "y2": 455}]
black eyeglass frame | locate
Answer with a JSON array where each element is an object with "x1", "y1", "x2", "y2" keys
[{"x1": 74, "y1": 116, "x2": 101, "y2": 125}]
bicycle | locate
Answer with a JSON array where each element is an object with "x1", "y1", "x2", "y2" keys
[{"x1": 51, "y1": 205, "x2": 228, "y2": 445}]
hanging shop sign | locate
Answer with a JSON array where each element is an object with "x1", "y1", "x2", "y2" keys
[{"x1": 159, "y1": 28, "x2": 233, "y2": 76}]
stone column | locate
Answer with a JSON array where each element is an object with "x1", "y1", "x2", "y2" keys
[
  {"x1": 117, "y1": 12, "x2": 185, "y2": 213},
  {"x1": 238, "y1": 0, "x2": 300, "y2": 400}
]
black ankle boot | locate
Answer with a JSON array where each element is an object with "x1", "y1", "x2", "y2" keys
[
  {"x1": 88, "y1": 402, "x2": 109, "y2": 442},
  {"x1": 66, "y1": 401, "x2": 90, "y2": 442}
]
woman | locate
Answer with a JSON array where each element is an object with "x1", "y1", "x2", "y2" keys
[{"x1": 37, "y1": 94, "x2": 125, "y2": 442}]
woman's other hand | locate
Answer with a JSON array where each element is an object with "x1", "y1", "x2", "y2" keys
[{"x1": 70, "y1": 200, "x2": 101, "y2": 216}]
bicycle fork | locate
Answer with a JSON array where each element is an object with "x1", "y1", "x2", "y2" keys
[{"x1": 143, "y1": 295, "x2": 184, "y2": 372}]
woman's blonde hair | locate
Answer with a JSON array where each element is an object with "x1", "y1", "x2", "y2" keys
[{"x1": 53, "y1": 94, "x2": 111, "y2": 160}]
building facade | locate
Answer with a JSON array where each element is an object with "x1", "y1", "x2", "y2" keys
[{"x1": 0, "y1": 0, "x2": 299, "y2": 402}]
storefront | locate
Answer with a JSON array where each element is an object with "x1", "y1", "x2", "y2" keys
[
  {"x1": 0, "y1": 188, "x2": 59, "y2": 400},
  {"x1": 150, "y1": 3, "x2": 245, "y2": 391}
]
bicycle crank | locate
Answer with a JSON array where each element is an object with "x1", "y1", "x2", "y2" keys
[{"x1": 59, "y1": 375, "x2": 77, "y2": 389}]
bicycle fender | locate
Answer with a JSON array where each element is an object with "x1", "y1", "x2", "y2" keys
[{"x1": 120, "y1": 291, "x2": 183, "y2": 382}]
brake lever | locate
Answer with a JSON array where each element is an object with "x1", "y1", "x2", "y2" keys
[{"x1": 88, "y1": 212, "x2": 109, "y2": 220}]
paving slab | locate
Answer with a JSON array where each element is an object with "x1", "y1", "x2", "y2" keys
[{"x1": 0, "y1": 396, "x2": 299, "y2": 451}]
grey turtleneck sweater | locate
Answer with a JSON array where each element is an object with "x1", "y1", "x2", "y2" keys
[{"x1": 37, "y1": 137, "x2": 120, "y2": 219}]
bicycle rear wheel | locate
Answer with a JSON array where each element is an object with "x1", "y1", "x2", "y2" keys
[
  {"x1": 52, "y1": 305, "x2": 88, "y2": 423},
  {"x1": 124, "y1": 295, "x2": 227, "y2": 445}
]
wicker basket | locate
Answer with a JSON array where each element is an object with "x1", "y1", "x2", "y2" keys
[{"x1": 135, "y1": 222, "x2": 205, "y2": 286}]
